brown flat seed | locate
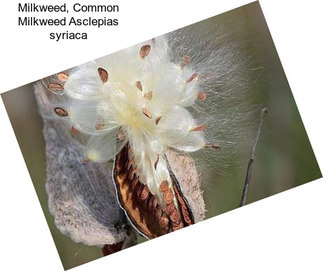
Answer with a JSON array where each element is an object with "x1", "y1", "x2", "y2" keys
[
  {"x1": 154, "y1": 206, "x2": 162, "y2": 219},
  {"x1": 127, "y1": 160, "x2": 133, "y2": 170},
  {"x1": 172, "y1": 222, "x2": 184, "y2": 230},
  {"x1": 186, "y1": 72, "x2": 198, "y2": 83},
  {"x1": 128, "y1": 166, "x2": 137, "y2": 180},
  {"x1": 142, "y1": 107, "x2": 152, "y2": 118},
  {"x1": 117, "y1": 127, "x2": 125, "y2": 140},
  {"x1": 136, "y1": 183, "x2": 144, "y2": 199},
  {"x1": 171, "y1": 219, "x2": 180, "y2": 227},
  {"x1": 205, "y1": 144, "x2": 221, "y2": 150},
  {"x1": 165, "y1": 204, "x2": 176, "y2": 215},
  {"x1": 98, "y1": 67, "x2": 108, "y2": 83},
  {"x1": 131, "y1": 177, "x2": 139, "y2": 190},
  {"x1": 144, "y1": 91, "x2": 153, "y2": 100},
  {"x1": 48, "y1": 83, "x2": 63, "y2": 92},
  {"x1": 163, "y1": 190, "x2": 174, "y2": 205},
  {"x1": 95, "y1": 118, "x2": 105, "y2": 130},
  {"x1": 140, "y1": 45, "x2": 151, "y2": 58},
  {"x1": 152, "y1": 196, "x2": 158, "y2": 209},
  {"x1": 180, "y1": 55, "x2": 191, "y2": 69},
  {"x1": 140, "y1": 186, "x2": 150, "y2": 201},
  {"x1": 147, "y1": 196, "x2": 154, "y2": 210},
  {"x1": 154, "y1": 154, "x2": 159, "y2": 170},
  {"x1": 159, "y1": 216, "x2": 169, "y2": 228},
  {"x1": 190, "y1": 125, "x2": 206, "y2": 132},
  {"x1": 198, "y1": 92, "x2": 206, "y2": 101},
  {"x1": 183, "y1": 214, "x2": 192, "y2": 224},
  {"x1": 155, "y1": 116, "x2": 162, "y2": 125},
  {"x1": 136, "y1": 81, "x2": 143, "y2": 91},
  {"x1": 170, "y1": 210, "x2": 180, "y2": 222},
  {"x1": 54, "y1": 107, "x2": 68, "y2": 117},
  {"x1": 57, "y1": 72, "x2": 69, "y2": 82},
  {"x1": 159, "y1": 180, "x2": 169, "y2": 193},
  {"x1": 71, "y1": 126, "x2": 80, "y2": 134}
]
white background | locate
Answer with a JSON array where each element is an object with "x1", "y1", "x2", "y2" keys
[{"x1": 0, "y1": 0, "x2": 322, "y2": 270}]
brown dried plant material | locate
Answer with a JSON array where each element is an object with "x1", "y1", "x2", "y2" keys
[
  {"x1": 98, "y1": 67, "x2": 109, "y2": 83},
  {"x1": 48, "y1": 83, "x2": 64, "y2": 92},
  {"x1": 140, "y1": 45, "x2": 151, "y2": 58}
]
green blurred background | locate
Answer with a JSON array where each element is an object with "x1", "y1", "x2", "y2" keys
[{"x1": 1, "y1": 2, "x2": 321, "y2": 270}]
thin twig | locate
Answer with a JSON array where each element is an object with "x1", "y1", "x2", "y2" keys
[{"x1": 239, "y1": 107, "x2": 268, "y2": 207}]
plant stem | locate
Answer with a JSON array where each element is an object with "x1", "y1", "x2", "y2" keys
[{"x1": 239, "y1": 107, "x2": 268, "y2": 207}]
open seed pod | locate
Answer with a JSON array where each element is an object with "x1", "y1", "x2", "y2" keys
[
  {"x1": 35, "y1": 74, "x2": 206, "y2": 248},
  {"x1": 35, "y1": 34, "x2": 207, "y2": 253},
  {"x1": 34, "y1": 82, "x2": 137, "y2": 251},
  {"x1": 113, "y1": 143, "x2": 205, "y2": 239}
]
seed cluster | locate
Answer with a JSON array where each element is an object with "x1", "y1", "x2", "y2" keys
[
  {"x1": 114, "y1": 143, "x2": 195, "y2": 238},
  {"x1": 46, "y1": 37, "x2": 211, "y2": 240}
]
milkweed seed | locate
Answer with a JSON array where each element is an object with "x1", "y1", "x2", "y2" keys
[
  {"x1": 140, "y1": 45, "x2": 151, "y2": 58},
  {"x1": 190, "y1": 125, "x2": 206, "y2": 132},
  {"x1": 159, "y1": 180, "x2": 168, "y2": 193},
  {"x1": 128, "y1": 166, "x2": 137, "y2": 180},
  {"x1": 135, "y1": 81, "x2": 143, "y2": 91},
  {"x1": 186, "y1": 72, "x2": 198, "y2": 83},
  {"x1": 155, "y1": 116, "x2": 162, "y2": 125},
  {"x1": 152, "y1": 196, "x2": 158, "y2": 209},
  {"x1": 165, "y1": 204, "x2": 175, "y2": 215},
  {"x1": 142, "y1": 107, "x2": 152, "y2": 118},
  {"x1": 131, "y1": 177, "x2": 139, "y2": 190},
  {"x1": 154, "y1": 154, "x2": 159, "y2": 170},
  {"x1": 180, "y1": 55, "x2": 191, "y2": 69},
  {"x1": 95, "y1": 118, "x2": 105, "y2": 130},
  {"x1": 140, "y1": 186, "x2": 150, "y2": 201},
  {"x1": 170, "y1": 210, "x2": 179, "y2": 222},
  {"x1": 57, "y1": 72, "x2": 69, "y2": 82},
  {"x1": 198, "y1": 91, "x2": 206, "y2": 101},
  {"x1": 205, "y1": 144, "x2": 221, "y2": 150},
  {"x1": 144, "y1": 91, "x2": 153, "y2": 100},
  {"x1": 154, "y1": 206, "x2": 162, "y2": 219},
  {"x1": 54, "y1": 107, "x2": 68, "y2": 117},
  {"x1": 98, "y1": 67, "x2": 109, "y2": 83},
  {"x1": 163, "y1": 190, "x2": 174, "y2": 205},
  {"x1": 48, "y1": 83, "x2": 64, "y2": 92},
  {"x1": 147, "y1": 196, "x2": 154, "y2": 210},
  {"x1": 71, "y1": 126, "x2": 80, "y2": 134},
  {"x1": 159, "y1": 216, "x2": 169, "y2": 228},
  {"x1": 136, "y1": 183, "x2": 144, "y2": 199},
  {"x1": 127, "y1": 159, "x2": 133, "y2": 170}
]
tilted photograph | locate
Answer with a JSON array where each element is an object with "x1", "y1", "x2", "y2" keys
[{"x1": 2, "y1": 2, "x2": 321, "y2": 269}]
